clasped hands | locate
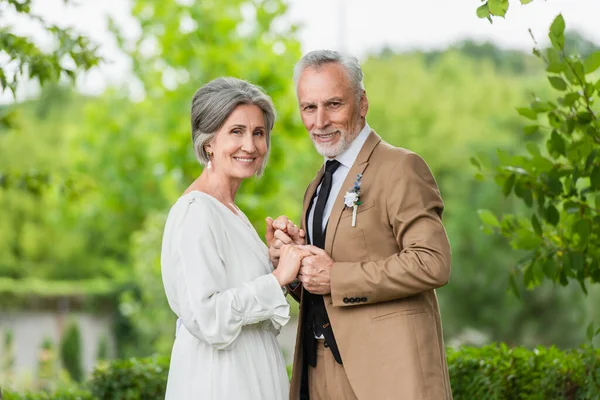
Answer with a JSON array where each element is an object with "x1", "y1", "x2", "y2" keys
[{"x1": 265, "y1": 216, "x2": 334, "y2": 295}]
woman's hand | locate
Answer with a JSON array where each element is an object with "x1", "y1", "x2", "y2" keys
[
  {"x1": 272, "y1": 244, "x2": 310, "y2": 286},
  {"x1": 265, "y1": 216, "x2": 306, "y2": 267}
]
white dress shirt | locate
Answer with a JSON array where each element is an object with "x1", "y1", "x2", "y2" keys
[
  {"x1": 307, "y1": 122, "x2": 372, "y2": 243},
  {"x1": 306, "y1": 123, "x2": 371, "y2": 339}
]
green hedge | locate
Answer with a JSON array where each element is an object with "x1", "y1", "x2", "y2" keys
[
  {"x1": 2, "y1": 345, "x2": 599, "y2": 399},
  {"x1": 0, "y1": 388, "x2": 93, "y2": 400}
]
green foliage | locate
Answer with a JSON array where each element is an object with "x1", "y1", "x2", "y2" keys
[
  {"x1": 1, "y1": 329, "x2": 15, "y2": 385},
  {"x1": 87, "y1": 355, "x2": 169, "y2": 400},
  {"x1": 362, "y1": 48, "x2": 595, "y2": 347},
  {"x1": 96, "y1": 335, "x2": 108, "y2": 362},
  {"x1": 7, "y1": 345, "x2": 599, "y2": 399},
  {"x1": 477, "y1": 0, "x2": 535, "y2": 21},
  {"x1": 0, "y1": 388, "x2": 93, "y2": 400},
  {"x1": 473, "y1": 14, "x2": 600, "y2": 295},
  {"x1": 36, "y1": 338, "x2": 58, "y2": 390},
  {"x1": 0, "y1": 0, "x2": 100, "y2": 96},
  {"x1": 448, "y1": 344, "x2": 600, "y2": 399},
  {"x1": 60, "y1": 322, "x2": 84, "y2": 383}
]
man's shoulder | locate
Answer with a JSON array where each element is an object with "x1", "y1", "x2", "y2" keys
[{"x1": 372, "y1": 139, "x2": 423, "y2": 166}]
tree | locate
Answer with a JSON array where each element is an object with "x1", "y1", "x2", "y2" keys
[
  {"x1": 472, "y1": 5, "x2": 600, "y2": 340},
  {"x1": 0, "y1": 0, "x2": 100, "y2": 97},
  {"x1": 60, "y1": 320, "x2": 84, "y2": 383}
]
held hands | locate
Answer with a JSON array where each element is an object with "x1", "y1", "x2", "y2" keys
[
  {"x1": 272, "y1": 245, "x2": 311, "y2": 286},
  {"x1": 265, "y1": 215, "x2": 306, "y2": 267},
  {"x1": 298, "y1": 245, "x2": 334, "y2": 295}
]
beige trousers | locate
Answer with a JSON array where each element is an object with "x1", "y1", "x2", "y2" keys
[{"x1": 308, "y1": 340, "x2": 358, "y2": 400}]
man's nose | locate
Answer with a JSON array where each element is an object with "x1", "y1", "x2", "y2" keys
[{"x1": 315, "y1": 108, "x2": 328, "y2": 129}]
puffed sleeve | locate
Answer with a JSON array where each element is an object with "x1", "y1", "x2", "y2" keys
[{"x1": 171, "y1": 198, "x2": 290, "y2": 349}]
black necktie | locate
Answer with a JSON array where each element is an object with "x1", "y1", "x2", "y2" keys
[{"x1": 311, "y1": 160, "x2": 341, "y2": 249}]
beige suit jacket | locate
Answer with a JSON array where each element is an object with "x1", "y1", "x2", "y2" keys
[{"x1": 289, "y1": 131, "x2": 453, "y2": 400}]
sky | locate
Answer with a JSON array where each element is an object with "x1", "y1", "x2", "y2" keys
[{"x1": 2, "y1": 0, "x2": 600, "y2": 103}]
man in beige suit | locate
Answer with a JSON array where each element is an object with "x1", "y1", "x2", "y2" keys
[{"x1": 267, "y1": 50, "x2": 452, "y2": 400}]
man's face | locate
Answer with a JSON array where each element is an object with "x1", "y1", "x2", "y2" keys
[{"x1": 296, "y1": 63, "x2": 368, "y2": 158}]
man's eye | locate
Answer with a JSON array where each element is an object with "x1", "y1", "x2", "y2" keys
[
  {"x1": 304, "y1": 105, "x2": 316, "y2": 111},
  {"x1": 330, "y1": 102, "x2": 341, "y2": 108}
]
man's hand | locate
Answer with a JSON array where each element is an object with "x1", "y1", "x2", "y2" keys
[
  {"x1": 265, "y1": 216, "x2": 305, "y2": 267},
  {"x1": 298, "y1": 245, "x2": 334, "y2": 295}
]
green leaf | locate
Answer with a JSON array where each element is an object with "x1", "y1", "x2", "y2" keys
[
  {"x1": 469, "y1": 156, "x2": 481, "y2": 169},
  {"x1": 587, "y1": 322, "x2": 597, "y2": 342},
  {"x1": 520, "y1": 0, "x2": 534, "y2": 4},
  {"x1": 476, "y1": 4, "x2": 490, "y2": 19},
  {"x1": 569, "y1": 251, "x2": 584, "y2": 272},
  {"x1": 488, "y1": 0, "x2": 509, "y2": 17},
  {"x1": 546, "y1": 62, "x2": 564, "y2": 73},
  {"x1": 516, "y1": 107, "x2": 537, "y2": 120},
  {"x1": 523, "y1": 125, "x2": 540, "y2": 135},
  {"x1": 548, "y1": 76, "x2": 567, "y2": 91},
  {"x1": 545, "y1": 204, "x2": 560, "y2": 226},
  {"x1": 508, "y1": 273, "x2": 520, "y2": 299},
  {"x1": 549, "y1": 32, "x2": 565, "y2": 51},
  {"x1": 478, "y1": 209, "x2": 500, "y2": 228},
  {"x1": 574, "y1": 219, "x2": 591, "y2": 244},
  {"x1": 531, "y1": 214, "x2": 542, "y2": 236},
  {"x1": 550, "y1": 14, "x2": 566, "y2": 38},
  {"x1": 583, "y1": 51, "x2": 600, "y2": 74},
  {"x1": 585, "y1": 149, "x2": 597, "y2": 171},
  {"x1": 547, "y1": 130, "x2": 566, "y2": 156},
  {"x1": 503, "y1": 173, "x2": 516, "y2": 196},
  {"x1": 531, "y1": 101, "x2": 553, "y2": 113},
  {"x1": 590, "y1": 165, "x2": 600, "y2": 190},
  {"x1": 561, "y1": 92, "x2": 580, "y2": 107},
  {"x1": 542, "y1": 259, "x2": 558, "y2": 279}
]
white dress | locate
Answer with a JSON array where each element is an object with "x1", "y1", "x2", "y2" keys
[{"x1": 161, "y1": 190, "x2": 290, "y2": 400}]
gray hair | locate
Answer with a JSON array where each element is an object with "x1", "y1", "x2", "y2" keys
[
  {"x1": 190, "y1": 77, "x2": 276, "y2": 177},
  {"x1": 293, "y1": 50, "x2": 365, "y2": 98}
]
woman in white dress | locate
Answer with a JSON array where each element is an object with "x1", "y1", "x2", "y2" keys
[{"x1": 161, "y1": 77, "x2": 306, "y2": 399}]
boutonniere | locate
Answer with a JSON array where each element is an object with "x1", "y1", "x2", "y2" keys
[{"x1": 343, "y1": 173, "x2": 363, "y2": 227}]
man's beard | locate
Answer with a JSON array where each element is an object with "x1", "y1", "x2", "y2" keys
[{"x1": 311, "y1": 127, "x2": 360, "y2": 158}]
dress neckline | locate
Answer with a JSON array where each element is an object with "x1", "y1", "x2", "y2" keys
[{"x1": 182, "y1": 190, "x2": 253, "y2": 230}]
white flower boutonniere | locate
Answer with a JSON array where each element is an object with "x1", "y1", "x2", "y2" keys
[{"x1": 343, "y1": 173, "x2": 363, "y2": 227}]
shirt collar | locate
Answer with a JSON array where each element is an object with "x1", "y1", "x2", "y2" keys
[{"x1": 325, "y1": 122, "x2": 371, "y2": 169}]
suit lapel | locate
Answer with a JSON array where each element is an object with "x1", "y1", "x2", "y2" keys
[
  {"x1": 302, "y1": 166, "x2": 325, "y2": 234},
  {"x1": 324, "y1": 131, "x2": 381, "y2": 252}
]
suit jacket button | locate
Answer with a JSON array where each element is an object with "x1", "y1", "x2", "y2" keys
[
  {"x1": 349, "y1": 298, "x2": 356, "y2": 303},
  {"x1": 361, "y1": 297, "x2": 367, "y2": 302},
  {"x1": 343, "y1": 297, "x2": 349, "y2": 304}
]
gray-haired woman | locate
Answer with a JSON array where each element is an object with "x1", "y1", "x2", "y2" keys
[{"x1": 161, "y1": 77, "x2": 307, "y2": 399}]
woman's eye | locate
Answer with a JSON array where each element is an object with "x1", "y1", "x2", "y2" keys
[
  {"x1": 232, "y1": 129, "x2": 242, "y2": 135},
  {"x1": 253, "y1": 130, "x2": 264, "y2": 136}
]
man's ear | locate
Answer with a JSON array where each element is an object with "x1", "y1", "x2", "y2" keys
[{"x1": 360, "y1": 90, "x2": 369, "y2": 118}]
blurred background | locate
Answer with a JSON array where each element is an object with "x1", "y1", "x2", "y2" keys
[{"x1": 1, "y1": 0, "x2": 600, "y2": 392}]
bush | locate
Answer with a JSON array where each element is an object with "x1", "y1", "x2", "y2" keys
[
  {"x1": 0, "y1": 388, "x2": 93, "y2": 400},
  {"x1": 60, "y1": 321, "x2": 84, "y2": 383},
  {"x1": 448, "y1": 344, "x2": 600, "y2": 399},
  {"x1": 3, "y1": 345, "x2": 598, "y2": 399},
  {"x1": 87, "y1": 355, "x2": 169, "y2": 400}
]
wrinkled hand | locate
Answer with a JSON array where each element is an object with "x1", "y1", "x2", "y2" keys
[
  {"x1": 265, "y1": 215, "x2": 306, "y2": 267},
  {"x1": 298, "y1": 245, "x2": 334, "y2": 295},
  {"x1": 273, "y1": 244, "x2": 311, "y2": 286}
]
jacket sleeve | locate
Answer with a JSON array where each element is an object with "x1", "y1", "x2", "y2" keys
[{"x1": 330, "y1": 152, "x2": 451, "y2": 306}]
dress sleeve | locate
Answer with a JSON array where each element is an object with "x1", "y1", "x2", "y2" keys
[{"x1": 173, "y1": 198, "x2": 290, "y2": 349}]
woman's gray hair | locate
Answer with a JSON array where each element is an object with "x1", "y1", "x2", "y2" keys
[
  {"x1": 293, "y1": 50, "x2": 365, "y2": 98},
  {"x1": 190, "y1": 77, "x2": 276, "y2": 177}
]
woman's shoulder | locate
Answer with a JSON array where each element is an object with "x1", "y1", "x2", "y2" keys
[{"x1": 166, "y1": 191, "x2": 221, "y2": 224}]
